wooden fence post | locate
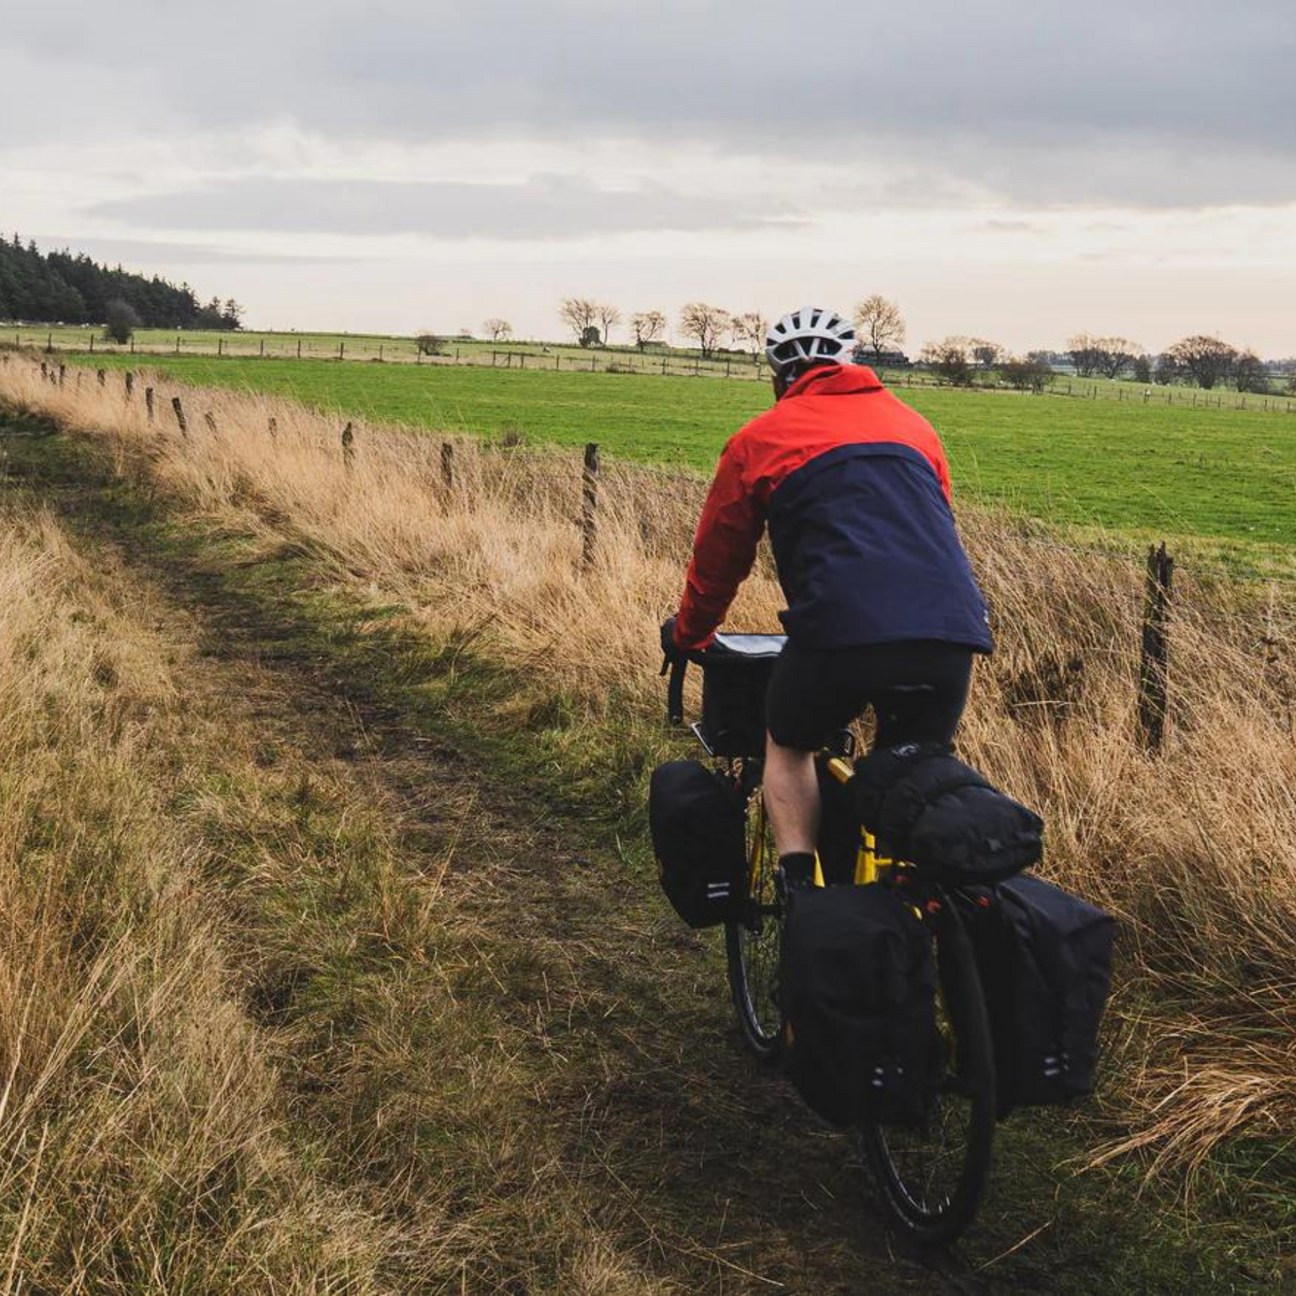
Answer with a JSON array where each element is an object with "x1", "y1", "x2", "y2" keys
[
  {"x1": 40, "y1": 361, "x2": 47, "y2": 378},
  {"x1": 339, "y1": 341, "x2": 345, "y2": 360},
  {"x1": 440, "y1": 441, "x2": 455, "y2": 491},
  {"x1": 297, "y1": 339, "x2": 302, "y2": 359},
  {"x1": 579, "y1": 442, "x2": 600, "y2": 572},
  {"x1": 204, "y1": 411, "x2": 219, "y2": 435},
  {"x1": 268, "y1": 416, "x2": 277, "y2": 438},
  {"x1": 341, "y1": 421, "x2": 355, "y2": 467},
  {"x1": 1137, "y1": 543, "x2": 1174, "y2": 752},
  {"x1": 171, "y1": 397, "x2": 188, "y2": 436},
  {"x1": 145, "y1": 387, "x2": 155, "y2": 421},
  {"x1": 96, "y1": 369, "x2": 105, "y2": 387},
  {"x1": 124, "y1": 371, "x2": 134, "y2": 400},
  {"x1": 58, "y1": 364, "x2": 66, "y2": 388},
  {"x1": 218, "y1": 338, "x2": 223, "y2": 357},
  {"x1": 260, "y1": 338, "x2": 266, "y2": 357}
]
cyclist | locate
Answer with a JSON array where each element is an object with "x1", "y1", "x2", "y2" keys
[{"x1": 661, "y1": 306, "x2": 993, "y2": 889}]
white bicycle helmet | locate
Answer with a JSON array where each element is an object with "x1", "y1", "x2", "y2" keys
[{"x1": 765, "y1": 306, "x2": 855, "y2": 377}]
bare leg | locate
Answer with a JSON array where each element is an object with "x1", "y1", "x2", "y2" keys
[{"x1": 763, "y1": 730, "x2": 821, "y2": 857}]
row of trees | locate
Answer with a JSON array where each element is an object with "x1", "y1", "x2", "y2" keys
[
  {"x1": 1066, "y1": 333, "x2": 1282, "y2": 392},
  {"x1": 0, "y1": 235, "x2": 241, "y2": 331},
  {"x1": 554, "y1": 295, "x2": 910, "y2": 361},
  {"x1": 916, "y1": 332, "x2": 1293, "y2": 395},
  {"x1": 548, "y1": 298, "x2": 1288, "y2": 395}
]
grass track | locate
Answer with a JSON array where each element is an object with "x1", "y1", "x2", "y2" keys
[{"x1": 64, "y1": 351, "x2": 1296, "y2": 565}]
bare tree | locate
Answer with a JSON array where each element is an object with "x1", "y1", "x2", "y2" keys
[
  {"x1": 919, "y1": 336, "x2": 975, "y2": 386},
  {"x1": 595, "y1": 303, "x2": 621, "y2": 346},
  {"x1": 969, "y1": 338, "x2": 1005, "y2": 371},
  {"x1": 1000, "y1": 355, "x2": 1055, "y2": 394},
  {"x1": 559, "y1": 297, "x2": 599, "y2": 345},
  {"x1": 630, "y1": 310, "x2": 667, "y2": 350},
  {"x1": 1233, "y1": 349, "x2": 1272, "y2": 394},
  {"x1": 730, "y1": 311, "x2": 769, "y2": 361},
  {"x1": 1066, "y1": 333, "x2": 1103, "y2": 378},
  {"x1": 678, "y1": 302, "x2": 731, "y2": 358},
  {"x1": 1095, "y1": 337, "x2": 1140, "y2": 379},
  {"x1": 853, "y1": 295, "x2": 905, "y2": 359},
  {"x1": 1166, "y1": 335, "x2": 1238, "y2": 390},
  {"x1": 482, "y1": 318, "x2": 512, "y2": 342}
]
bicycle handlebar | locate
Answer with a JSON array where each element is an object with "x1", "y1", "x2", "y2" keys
[{"x1": 662, "y1": 653, "x2": 687, "y2": 725}]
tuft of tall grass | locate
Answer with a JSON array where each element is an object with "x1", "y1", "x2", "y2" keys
[{"x1": 4, "y1": 355, "x2": 1296, "y2": 1190}]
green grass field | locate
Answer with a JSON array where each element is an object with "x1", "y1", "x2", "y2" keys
[
  {"x1": 64, "y1": 351, "x2": 1296, "y2": 567},
  {"x1": 7, "y1": 321, "x2": 769, "y2": 381}
]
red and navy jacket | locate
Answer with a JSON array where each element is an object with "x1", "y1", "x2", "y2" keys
[{"x1": 674, "y1": 363, "x2": 993, "y2": 653}]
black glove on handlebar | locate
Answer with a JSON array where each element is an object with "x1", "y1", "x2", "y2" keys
[{"x1": 660, "y1": 615, "x2": 684, "y2": 662}]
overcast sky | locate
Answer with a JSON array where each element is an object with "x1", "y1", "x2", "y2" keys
[{"x1": 4, "y1": 1, "x2": 1294, "y2": 353}]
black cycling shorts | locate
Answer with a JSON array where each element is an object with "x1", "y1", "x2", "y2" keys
[{"x1": 765, "y1": 639, "x2": 974, "y2": 752}]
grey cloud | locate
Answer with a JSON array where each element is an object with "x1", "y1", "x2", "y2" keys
[
  {"x1": 4, "y1": 0, "x2": 1295, "y2": 208},
  {"x1": 88, "y1": 174, "x2": 799, "y2": 238}
]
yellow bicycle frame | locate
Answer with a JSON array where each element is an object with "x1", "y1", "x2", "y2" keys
[
  {"x1": 749, "y1": 754, "x2": 895, "y2": 892},
  {"x1": 823, "y1": 754, "x2": 894, "y2": 886}
]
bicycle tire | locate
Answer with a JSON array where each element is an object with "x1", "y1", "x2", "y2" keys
[
  {"x1": 859, "y1": 893, "x2": 996, "y2": 1246},
  {"x1": 725, "y1": 790, "x2": 784, "y2": 1061}
]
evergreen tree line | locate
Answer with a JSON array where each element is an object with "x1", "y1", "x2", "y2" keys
[{"x1": 0, "y1": 235, "x2": 241, "y2": 330}]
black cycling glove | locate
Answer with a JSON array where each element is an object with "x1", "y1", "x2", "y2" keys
[{"x1": 660, "y1": 615, "x2": 684, "y2": 661}]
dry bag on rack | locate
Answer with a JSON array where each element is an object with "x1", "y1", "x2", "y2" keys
[
  {"x1": 780, "y1": 885, "x2": 938, "y2": 1127},
  {"x1": 854, "y1": 742, "x2": 1043, "y2": 883},
  {"x1": 959, "y1": 875, "x2": 1115, "y2": 1116},
  {"x1": 649, "y1": 760, "x2": 746, "y2": 928}
]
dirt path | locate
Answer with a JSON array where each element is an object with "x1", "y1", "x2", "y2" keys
[{"x1": 6, "y1": 420, "x2": 1218, "y2": 1294}]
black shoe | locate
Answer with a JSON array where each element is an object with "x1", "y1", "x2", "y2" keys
[{"x1": 777, "y1": 851, "x2": 816, "y2": 892}]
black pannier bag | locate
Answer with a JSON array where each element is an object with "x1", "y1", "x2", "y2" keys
[
  {"x1": 699, "y1": 649, "x2": 781, "y2": 757},
  {"x1": 649, "y1": 760, "x2": 747, "y2": 928},
  {"x1": 854, "y1": 742, "x2": 1043, "y2": 883},
  {"x1": 959, "y1": 875, "x2": 1115, "y2": 1116},
  {"x1": 780, "y1": 885, "x2": 938, "y2": 1127}
]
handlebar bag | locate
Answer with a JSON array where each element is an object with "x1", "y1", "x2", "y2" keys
[
  {"x1": 854, "y1": 742, "x2": 1043, "y2": 883},
  {"x1": 649, "y1": 760, "x2": 746, "y2": 928},
  {"x1": 780, "y1": 885, "x2": 938, "y2": 1128},
  {"x1": 958, "y1": 875, "x2": 1115, "y2": 1116},
  {"x1": 700, "y1": 658, "x2": 778, "y2": 757}
]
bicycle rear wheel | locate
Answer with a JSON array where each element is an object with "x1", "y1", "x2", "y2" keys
[
  {"x1": 725, "y1": 789, "x2": 783, "y2": 1061},
  {"x1": 859, "y1": 892, "x2": 995, "y2": 1246}
]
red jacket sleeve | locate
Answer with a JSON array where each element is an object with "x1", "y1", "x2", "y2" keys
[{"x1": 675, "y1": 439, "x2": 765, "y2": 648}]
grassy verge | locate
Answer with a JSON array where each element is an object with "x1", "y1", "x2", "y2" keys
[
  {"x1": 5, "y1": 413, "x2": 1293, "y2": 1291},
  {"x1": 44, "y1": 348, "x2": 1296, "y2": 565}
]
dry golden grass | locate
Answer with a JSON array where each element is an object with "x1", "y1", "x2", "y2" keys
[
  {"x1": 0, "y1": 503, "x2": 402, "y2": 1291},
  {"x1": 0, "y1": 415, "x2": 689, "y2": 1289},
  {"x1": 5, "y1": 352, "x2": 1296, "y2": 1198}
]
